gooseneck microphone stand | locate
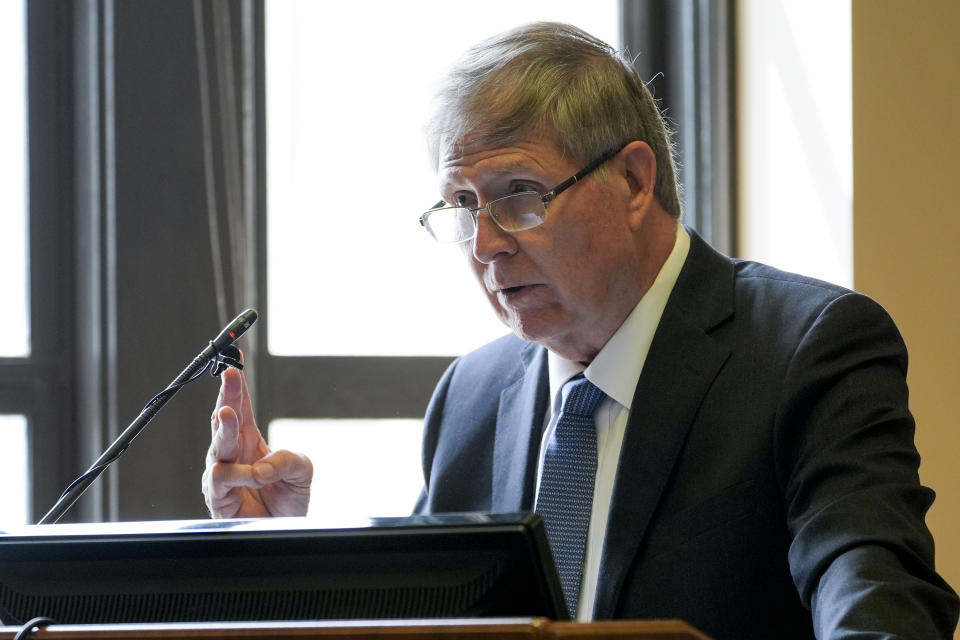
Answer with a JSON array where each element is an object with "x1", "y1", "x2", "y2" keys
[{"x1": 38, "y1": 309, "x2": 258, "y2": 525}]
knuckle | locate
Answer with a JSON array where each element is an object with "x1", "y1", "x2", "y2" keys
[{"x1": 208, "y1": 461, "x2": 229, "y2": 484}]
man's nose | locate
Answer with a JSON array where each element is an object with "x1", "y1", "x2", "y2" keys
[{"x1": 472, "y1": 211, "x2": 517, "y2": 264}]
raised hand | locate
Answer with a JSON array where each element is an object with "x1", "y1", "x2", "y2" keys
[{"x1": 202, "y1": 361, "x2": 313, "y2": 518}]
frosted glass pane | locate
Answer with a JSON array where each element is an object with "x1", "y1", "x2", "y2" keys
[
  {"x1": 0, "y1": 415, "x2": 29, "y2": 527},
  {"x1": 0, "y1": 2, "x2": 28, "y2": 357},
  {"x1": 268, "y1": 419, "x2": 424, "y2": 524},
  {"x1": 266, "y1": 1, "x2": 619, "y2": 355},
  {"x1": 737, "y1": 0, "x2": 852, "y2": 288}
]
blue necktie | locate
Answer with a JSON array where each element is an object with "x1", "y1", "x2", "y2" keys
[{"x1": 536, "y1": 376, "x2": 606, "y2": 618}]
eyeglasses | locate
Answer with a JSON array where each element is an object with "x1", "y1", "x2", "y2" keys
[{"x1": 419, "y1": 147, "x2": 621, "y2": 244}]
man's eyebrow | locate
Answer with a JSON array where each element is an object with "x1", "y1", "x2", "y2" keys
[{"x1": 438, "y1": 160, "x2": 549, "y2": 200}]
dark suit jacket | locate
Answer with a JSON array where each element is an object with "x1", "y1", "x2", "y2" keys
[{"x1": 415, "y1": 230, "x2": 958, "y2": 639}]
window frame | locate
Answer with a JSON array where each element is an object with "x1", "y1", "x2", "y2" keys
[
  {"x1": 18, "y1": 0, "x2": 733, "y2": 523},
  {"x1": 2, "y1": 0, "x2": 81, "y2": 524},
  {"x1": 252, "y1": 0, "x2": 736, "y2": 426}
]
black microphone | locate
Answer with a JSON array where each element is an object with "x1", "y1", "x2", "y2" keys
[
  {"x1": 39, "y1": 309, "x2": 259, "y2": 525},
  {"x1": 210, "y1": 308, "x2": 258, "y2": 352}
]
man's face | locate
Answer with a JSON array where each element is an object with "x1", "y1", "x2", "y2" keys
[{"x1": 437, "y1": 135, "x2": 648, "y2": 363}]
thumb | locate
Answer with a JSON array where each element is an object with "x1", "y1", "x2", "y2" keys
[{"x1": 253, "y1": 449, "x2": 313, "y2": 487}]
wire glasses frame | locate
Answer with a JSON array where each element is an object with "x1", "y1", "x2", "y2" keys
[{"x1": 419, "y1": 146, "x2": 622, "y2": 244}]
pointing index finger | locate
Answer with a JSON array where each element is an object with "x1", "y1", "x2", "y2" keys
[{"x1": 210, "y1": 405, "x2": 240, "y2": 463}]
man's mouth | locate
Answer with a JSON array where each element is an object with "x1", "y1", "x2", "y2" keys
[
  {"x1": 487, "y1": 276, "x2": 540, "y2": 299},
  {"x1": 498, "y1": 284, "x2": 542, "y2": 301}
]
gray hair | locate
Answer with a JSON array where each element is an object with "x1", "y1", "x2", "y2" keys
[{"x1": 426, "y1": 22, "x2": 682, "y2": 219}]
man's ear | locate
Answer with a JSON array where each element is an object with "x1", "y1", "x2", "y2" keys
[{"x1": 619, "y1": 141, "x2": 658, "y2": 230}]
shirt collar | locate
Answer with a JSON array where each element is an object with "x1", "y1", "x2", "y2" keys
[{"x1": 548, "y1": 222, "x2": 690, "y2": 410}]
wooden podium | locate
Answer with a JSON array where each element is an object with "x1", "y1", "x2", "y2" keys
[
  {"x1": 0, "y1": 619, "x2": 712, "y2": 639},
  {"x1": 0, "y1": 517, "x2": 714, "y2": 639}
]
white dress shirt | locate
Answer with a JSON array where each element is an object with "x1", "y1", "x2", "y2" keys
[{"x1": 534, "y1": 223, "x2": 690, "y2": 620}]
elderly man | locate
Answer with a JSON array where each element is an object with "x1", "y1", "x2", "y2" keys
[{"x1": 203, "y1": 22, "x2": 958, "y2": 639}]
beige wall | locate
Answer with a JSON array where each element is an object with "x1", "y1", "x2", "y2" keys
[{"x1": 853, "y1": 0, "x2": 960, "y2": 613}]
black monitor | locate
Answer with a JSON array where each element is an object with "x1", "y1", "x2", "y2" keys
[{"x1": 0, "y1": 512, "x2": 567, "y2": 625}]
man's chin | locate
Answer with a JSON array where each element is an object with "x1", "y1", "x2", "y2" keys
[{"x1": 504, "y1": 312, "x2": 560, "y2": 347}]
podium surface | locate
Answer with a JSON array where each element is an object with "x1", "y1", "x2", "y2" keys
[{"x1": 0, "y1": 618, "x2": 712, "y2": 639}]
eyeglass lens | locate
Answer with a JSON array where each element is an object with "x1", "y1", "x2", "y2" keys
[
  {"x1": 426, "y1": 192, "x2": 546, "y2": 243},
  {"x1": 488, "y1": 192, "x2": 546, "y2": 231}
]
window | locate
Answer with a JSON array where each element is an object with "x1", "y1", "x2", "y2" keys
[
  {"x1": 737, "y1": 0, "x2": 852, "y2": 287},
  {"x1": 17, "y1": 1, "x2": 733, "y2": 523},
  {"x1": 0, "y1": 0, "x2": 28, "y2": 358},
  {"x1": 264, "y1": 1, "x2": 619, "y2": 519},
  {"x1": 266, "y1": 1, "x2": 619, "y2": 357},
  {"x1": 270, "y1": 418, "x2": 423, "y2": 520},
  {"x1": 0, "y1": 0, "x2": 30, "y2": 527},
  {"x1": 0, "y1": 415, "x2": 29, "y2": 525}
]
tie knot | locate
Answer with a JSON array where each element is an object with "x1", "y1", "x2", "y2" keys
[{"x1": 560, "y1": 376, "x2": 606, "y2": 418}]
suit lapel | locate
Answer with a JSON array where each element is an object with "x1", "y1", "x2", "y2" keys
[
  {"x1": 593, "y1": 230, "x2": 735, "y2": 619},
  {"x1": 491, "y1": 342, "x2": 550, "y2": 512}
]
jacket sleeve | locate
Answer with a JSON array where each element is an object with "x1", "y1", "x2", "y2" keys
[{"x1": 776, "y1": 292, "x2": 958, "y2": 638}]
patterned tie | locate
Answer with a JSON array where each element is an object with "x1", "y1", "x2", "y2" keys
[{"x1": 536, "y1": 375, "x2": 606, "y2": 619}]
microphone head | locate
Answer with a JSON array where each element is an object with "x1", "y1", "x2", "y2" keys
[{"x1": 212, "y1": 308, "x2": 258, "y2": 351}]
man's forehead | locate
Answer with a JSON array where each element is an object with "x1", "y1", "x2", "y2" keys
[{"x1": 438, "y1": 135, "x2": 568, "y2": 176}]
